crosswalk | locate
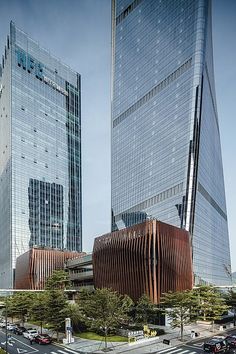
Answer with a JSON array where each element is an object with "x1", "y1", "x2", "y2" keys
[
  {"x1": 157, "y1": 347, "x2": 198, "y2": 354},
  {"x1": 191, "y1": 341, "x2": 204, "y2": 347},
  {"x1": 49, "y1": 349, "x2": 79, "y2": 354}
]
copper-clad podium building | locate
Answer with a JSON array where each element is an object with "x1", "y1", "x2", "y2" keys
[
  {"x1": 93, "y1": 220, "x2": 193, "y2": 304},
  {"x1": 15, "y1": 248, "x2": 83, "y2": 290}
]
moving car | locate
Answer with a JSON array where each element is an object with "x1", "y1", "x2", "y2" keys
[
  {"x1": 13, "y1": 326, "x2": 27, "y2": 335},
  {"x1": 34, "y1": 334, "x2": 52, "y2": 345},
  {"x1": 23, "y1": 329, "x2": 38, "y2": 340},
  {"x1": 203, "y1": 337, "x2": 229, "y2": 353},
  {"x1": 226, "y1": 335, "x2": 236, "y2": 348}
]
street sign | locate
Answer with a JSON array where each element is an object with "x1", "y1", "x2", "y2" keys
[{"x1": 163, "y1": 339, "x2": 170, "y2": 345}]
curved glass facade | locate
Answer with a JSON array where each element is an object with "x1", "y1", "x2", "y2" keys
[
  {"x1": 111, "y1": 0, "x2": 231, "y2": 285},
  {"x1": 0, "y1": 22, "x2": 82, "y2": 288}
]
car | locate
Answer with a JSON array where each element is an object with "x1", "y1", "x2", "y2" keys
[
  {"x1": 6, "y1": 324, "x2": 17, "y2": 331},
  {"x1": 23, "y1": 329, "x2": 38, "y2": 340},
  {"x1": 34, "y1": 334, "x2": 52, "y2": 345},
  {"x1": 13, "y1": 326, "x2": 27, "y2": 335},
  {"x1": 203, "y1": 337, "x2": 229, "y2": 352},
  {"x1": 0, "y1": 321, "x2": 7, "y2": 328},
  {"x1": 226, "y1": 335, "x2": 236, "y2": 348}
]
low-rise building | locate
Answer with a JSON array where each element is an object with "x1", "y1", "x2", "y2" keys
[
  {"x1": 65, "y1": 253, "x2": 94, "y2": 291},
  {"x1": 15, "y1": 247, "x2": 84, "y2": 289},
  {"x1": 93, "y1": 219, "x2": 193, "y2": 303}
]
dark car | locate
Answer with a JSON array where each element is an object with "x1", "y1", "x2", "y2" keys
[
  {"x1": 34, "y1": 334, "x2": 52, "y2": 345},
  {"x1": 226, "y1": 335, "x2": 236, "y2": 348},
  {"x1": 203, "y1": 337, "x2": 229, "y2": 353},
  {"x1": 13, "y1": 326, "x2": 27, "y2": 335}
]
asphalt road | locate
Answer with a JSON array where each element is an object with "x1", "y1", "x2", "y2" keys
[
  {"x1": 2, "y1": 329, "x2": 236, "y2": 354},
  {"x1": 98, "y1": 330, "x2": 236, "y2": 354},
  {"x1": 124, "y1": 339, "x2": 236, "y2": 354},
  {"x1": 0, "y1": 329, "x2": 79, "y2": 354},
  {"x1": 153, "y1": 336, "x2": 236, "y2": 354}
]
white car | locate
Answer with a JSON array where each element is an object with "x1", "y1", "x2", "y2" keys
[
  {"x1": 0, "y1": 321, "x2": 7, "y2": 328},
  {"x1": 6, "y1": 324, "x2": 17, "y2": 331},
  {"x1": 23, "y1": 329, "x2": 38, "y2": 340}
]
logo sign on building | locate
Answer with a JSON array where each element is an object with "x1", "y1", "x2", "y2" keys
[
  {"x1": 16, "y1": 49, "x2": 68, "y2": 96},
  {"x1": 16, "y1": 49, "x2": 43, "y2": 79}
]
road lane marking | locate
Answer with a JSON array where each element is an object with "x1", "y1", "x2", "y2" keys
[
  {"x1": 158, "y1": 349, "x2": 183, "y2": 354},
  {"x1": 158, "y1": 350, "x2": 195, "y2": 354},
  {"x1": 185, "y1": 343, "x2": 203, "y2": 350},
  {"x1": 60, "y1": 349, "x2": 80, "y2": 354},
  {"x1": 5, "y1": 336, "x2": 39, "y2": 351},
  {"x1": 191, "y1": 342, "x2": 204, "y2": 347},
  {"x1": 1, "y1": 340, "x2": 14, "y2": 346},
  {"x1": 167, "y1": 350, "x2": 187, "y2": 353},
  {"x1": 158, "y1": 347, "x2": 177, "y2": 353}
]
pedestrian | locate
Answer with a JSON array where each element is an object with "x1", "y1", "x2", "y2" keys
[
  {"x1": 7, "y1": 333, "x2": 12, "y2": 343},
  {"x1": 30, "y1": 337, "x2": 33, "y2": 345}
]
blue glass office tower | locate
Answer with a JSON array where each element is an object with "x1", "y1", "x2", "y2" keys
[
  {"x1": 0, "y1": 22, "x2": 82, "y2": 288},
  {"x1": 111, "y1": 0, "x2": 231, "y2": 285}
]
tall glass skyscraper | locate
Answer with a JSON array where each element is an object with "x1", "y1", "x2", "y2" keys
[
  {"x1": 0, "y1": 22, "x2": 82, "y2": 288},
  {"x1": 111, "y1": 0, "x2": 231, "y2": 285}
]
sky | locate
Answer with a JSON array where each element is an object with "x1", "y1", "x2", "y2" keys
[{"x1": 0, "y1": 0, "x2": 235, "y2": 271}]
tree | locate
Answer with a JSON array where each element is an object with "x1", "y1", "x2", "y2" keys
[
  {"x1": 45, "y1": 270, "x2": 71, "y2": 290},
  {"x1": 194, "y1": 286, "x2": 229, "y2": 330},
  {"x1": 4, "y1": 297, "x2": 17, "y2": 322},
  {"x1": 44, "y1": 270, "x2": 71, "y2": 341},
  {"x1": 66, "y1": 302, "x2": 86, "y2": 332},
  {"x1": 29, "y1": 292, "x2": 48, "y2": 333},
  {"x1": 5, "y1": 292, "x2": 35, "y2": 325},
  {"x1": 45, "y1": 288, "x2": 69, "y2": 341},
  {"x1": 160, "y1": 290, "x2": 198, "y2": 341},
  {"x1": 135, "y1": 294, "x2": 157, "y2": 325},
  {"x1": 224, "y1": 289, "x2": 236, "y2": 325},
  {"x1": 79, "y1": 288, "x2": 133, "y2": 351}
]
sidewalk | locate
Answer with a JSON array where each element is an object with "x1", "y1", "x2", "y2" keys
[{"x1": 61, "y1": 322, "x2": 236, "y2": 354}]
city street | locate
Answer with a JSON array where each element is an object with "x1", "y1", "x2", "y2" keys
[
  {"x1": 153, "y1": 339, "x2": 236, "y2": 354},
  {"x1": 0, "y1": 330, "x2": 79, "y2": 354},
  {"x1": 2, "y1": 328, "x2": 236, "y2": 354},
  {"x1": 58, "y1": 327, "x2": 236, "y2": 353},
  {"x1": 114, "y1": 334, "x2": 236, "y2": 354}
]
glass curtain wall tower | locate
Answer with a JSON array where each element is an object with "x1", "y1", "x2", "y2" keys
[
  {"x1": 111, "y1": 0, "x2": 231, "y2": 285},
  {"x1": 0, "y1": 22, "x2": 82, "y2": 288}
]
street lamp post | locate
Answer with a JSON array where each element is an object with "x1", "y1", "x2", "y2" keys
[
  {"x1": 104, "y1": 326, "x2": 107, "y2": 351},
  {"x1": 5, "y1": 297, "x2": 8, "y2": 354}
]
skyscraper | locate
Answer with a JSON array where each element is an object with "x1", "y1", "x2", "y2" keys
[
  {"x1": 111, "y1": 0, "x2": 231, "y2": 285},
  {"x1": 0, "y1": 22, "x2": 82, "y2": 288}
]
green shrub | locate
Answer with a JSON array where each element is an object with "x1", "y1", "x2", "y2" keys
[{"x1": 76, "y1": 332, "x2": 127, "y2": 342}]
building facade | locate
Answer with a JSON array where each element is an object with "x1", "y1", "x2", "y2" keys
[
  {"x1": 15, "y1": 248, "x2": 83, "y2": 290},
  {"x1": 111, "y1": 0, "x2": 231, "y2": 285},
  {"x1": 65, "y1": 253, "x2": 94, "y2": 292},
  {"x1": 0, "y1": 22, "x2": 82, "y2": 288},
  {"x1": 93, "y1": 220, "x2": 193, "y2": 303}
]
